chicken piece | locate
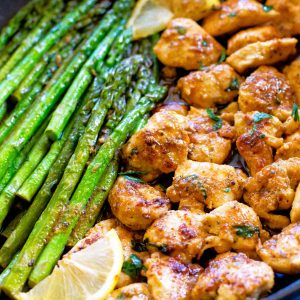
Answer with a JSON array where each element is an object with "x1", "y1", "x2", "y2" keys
[
  {"x1": 143, "y1": 210, "x2": 205, "y2": 262},
  {"x1": 153, "y1": 18, "x2": 224, "y2": 70},
  {"x1": 108, "y1": 176, "x2": 170, "y2": 230},
  {"x1": 177, "y1": 64, "x2": 243, "y2": 108},
  {"x1": 227, "y1": 38, "x2": 297, "y2": 73},
  {"x1": 284, "y1": 60, "x2": 300, "y2": 104},
  {"x1": 145, "y1": 253, "x2": 202, "y2": 300},
  {"x1": 266, "y1": 0, "x2": 300, "y2": 36},
  {"x1": 235, "y1": 111, "x2": 283, "y2": 175},
  {"x1": 122, "y1": 110, "x2": 189, "y2": 181},
  {"x1": 244, "y1": 158, "x2": 300, "y2": 229},
  {"x1": 178, "y1": 197, "x2": 206, "y2": 214},
  {"x1": 227, "y1": 25, "x2": 281, "y2": 55},
  {"x1": 202, "y1": 0, "x2": 279, "y2": 36},
  {"x1": 220, "y1": 102, "x2": 239, "y2": 124},
  {"x1": 166, "y1": 160, "x2": 246, "y2": 212},
  {"x1": 70, "y1": 219, "x2": 149, "y2": 288},
  {"x1": 191, "y1": 252, "x2": 274, "y2": 300},
  {"x1": 203, "y1": 201, "x2": 266, "y2": 257},
  {"x1": 291, "y1": 183, "x2": 300, "y2": 223},
  {"x1": 276, "y1": 130, "x2": 300, "y2": 160},
  {"x1": 257, "y1": 222, "x2": 300, "y2": 274},
  {"x1": 107, "y1": 283, "x2": 152, "y2": 300},
  {"x1": 186, "y1": 107, "x2": 236, "y2": 164},
  {"x1": 238, "y1": 66, "x2": 297, "y2": 121},
  {"x1": 282, "y1": 115, "x2": 300, "y2": 136}
]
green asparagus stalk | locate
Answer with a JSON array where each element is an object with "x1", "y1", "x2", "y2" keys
[
  {"x1": 0, "y1": 103, "x2": 7, "y2": 122},
  {"x1": 0, "y1": 0, "x2": 98, "y2": 106},
  {"x1": 0, "y1": 0, "x2": 63, "y2": 83},
  {"x1": 68, "y1": 159, "x2": 118, "y2": 246},
  {"x1": 0, "y1": 90, "x2": 94, "y2": 268},
  {"x1": 0, "y1": 210, "x2": 27, "y2": 239},
  {"x1": 27, "y1": 85, "x2": 166, "y2": 285},
  {"x1": 0, "y1": 253, "x2": 19, "y2": 286}
]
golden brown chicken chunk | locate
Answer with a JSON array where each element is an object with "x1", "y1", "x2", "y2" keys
[
  {"x1": 220, "y1": 102, "x2": 239, "y2": 124},
  {"x1": 108, "y1": 176, "x2": 170, "y2": 230},
  {"x1": 177, "y1": 64, "x2": 243, "y2": 108},
  {"x1": 276, "y1": 130, "x2": 300, "y2": 161},
  {"x1": 235, "y1": 111, "x2": 283, "y2": 174},
  {"x1": 203, "y1": 201, "x2": 266, "y2": 257},
  {"x1": 283, "y1": 59, "x2": 300, "y2": 104},
  {"x1": 153, "y1": 18, "x2": 224, "y2": 70},
  {"x1": 70, "y1": 219, "x2": 149, "y2": 288},
  {"x1": 191, "y1": 252, "x2": 274, "y2": 300},
  {"x1": 166, "y1": 160, "x2": 246, "y2": 212},
  {"x1": 238, "y1": 66, "x2": 297, "y2": 121},
  {"x1": 266, "y1": 0, "x2": 300, "y2": 36},
  {"x1": 257, "y1": 222, "x2": 300, "y2": 274},
  {"x1": 145, "y1": 253, "x2": 202, "y2": 300},
  {"x1": 108, "y1": 283, "x2": 152, "y2": 300},
  {"x1": 202, "y1": 0, "x2": 279, "y2": 36},
  {"x1": 227, "y1": 25, "x2": 281, "y2": 55},
  {"x1": 244, "y1": 158, "x2": 300, "y2": 229},
  {"x1": 186, "y1": 107, "x2": 235, "y2": 164},
  {"x1": 143, "y1": 210, "x2": 205, "y2": 262},
  {"x1": 227, "y1": 38, "x2": 297, "y2": 73},
  {"x1": 122, "y1": 110, "x2": 189, "y2": 181}
]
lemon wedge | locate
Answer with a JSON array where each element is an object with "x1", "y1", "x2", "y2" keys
[{"x1": 18, "y1": 229, "x2": 123, "y2": 300}]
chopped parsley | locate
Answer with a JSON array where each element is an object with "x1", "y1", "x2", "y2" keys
[
  {"x1": 116, "y1": 295, "x2": 124, "y2": 300},
  {"x1": 228, "y1": 11, "x2": 237, "y2": 17},
  {"x1": 262, "y1": 4, "x2": 273, "y2": 12},
  {"x1": 131, "y1": 240, "x2": 148, "y2": 252},
  {"x1": 218, "y1": 49, "x2": 227, "y2": 63},
  {"x1": 119, "y1": 170, "x2": 145, "y2": 176},
  {"x1": 226, "y1": 78, "x2": 240, "y2": 91},
  {"x1": 199, "y1": 61, "x2": 205, "y2": 70},
  {"x1": 202, "y1": 40, "x2": 208, "y2": 47},
  {"x1": 234, "y1": 225, "x2": 260, "y2": 238},
  {"x1": 223, "y1": 187, "x2": 231, "y2": 193},
  {"x1": 142, "y1": 238, "x2": 169, "y2": 254},
  {"x1": 259, "y1": 134, "x2": 266, "y2": 139},
  {"x1": 123, "y1": 175, "x2": 145, "y2": 184},
  {"x1": 122, "y1": 254, "x2": 145, "y2": 279},
  {"x1": 175, "y1": 26, "x2": 186, "y2": 35},
  {"x1": 292, "y1": 103, "x2": 299, "y2": 122},
  {"x1": 183, "y1": 174, "x2": 207, "y2": 199},
  {"x1": 206, "y1": 108, "x2": 223, "y2": 130},
  {"x1": 252, "y1": 112, "x2": 273, "y2": 123}
]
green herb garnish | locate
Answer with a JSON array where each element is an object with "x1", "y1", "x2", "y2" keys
[
  {"x1": 226, "y1": 78, "x2": 240, "y2": 91},
  {"x1": 123, "y1": 175, "x2": 145, "y2": 184},
  {"x1": 175, "y1": 26, "x2": 186, "y2": 35},
  {"x1": 116, "y1": 295, "x2": 124, "y2": 300},
  {"x1": 228, "y1": 11, "x2": 237, "y2": 17},
  {"x1": 252, "y1": 112, "x2": 273, "y2": 123},
  {"x1": 202, "y1": 40, "x2": 208, "y2": 47},
  {"x1": 143, "y1": 239, "x2": 169, "y2": 254},
  {"x1": 259, "y1": 134, "x2": 266, "y2": 139},
  {"x1": 292, "y1": 103, "x2": 299, "y2": 122},
  {"x1": 234, "y1": 225, "x2": 260, "y2": 238},
  {"x1": 122, "y1": 254, "x2": 145, "y2": 279},
  {"x1": 223, "y1": 187, "x2": 230, "y2": 193},
  {"x1": 131, "y1": 240, "x2": 148, "y2": 252},
  {"x1": 183, "y1": 174, "x2": 207, "y2": 199},
  {"x1": 119, "y1": 170, "x2": 145, "y2": 176},
  {"x1": 218, "y1": 49, "x2": 227, "y2": 63},
  {"x1": 263, "y1": 4, "x2": 273, "y2": 12},
  {"x1": 206, "y1": 108, "x2": 223, "y2": 130}
]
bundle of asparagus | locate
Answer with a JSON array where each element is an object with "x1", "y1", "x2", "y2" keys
[{"x1": 0, "y1": 0, "x2": 166, "y2": 297}]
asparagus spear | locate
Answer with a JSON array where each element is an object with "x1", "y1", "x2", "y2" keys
[
  {"x1": 0, "y1": 90, "x2": 94, "y2": 268},
  {"x1": 68, "y1": 159, "x2": 118, "y2": 246},
  {"x1": 0, "y1": 210, "x2": 27, "y2": 239},
  {"x1": 27, "y1": 84, "x2": 167, "y2": 286},
  {"x1": 0, "y1": 253, "x2": 19, "y2": 286},
  {"x1": 0, "y1": 0, "x2": 98, "y2": 106},
  {"x1": 0, "y1": 103, "x2": 7, "y2": 122},
  {"x1": 0, "y1": 0, "x2": 64, "y2": 82}
]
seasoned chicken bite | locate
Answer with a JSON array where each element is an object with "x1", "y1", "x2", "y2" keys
[
  {"x1": 107, "y1": 283, "x2": 152, "y2": 300},
  {"x1": 186, "y1": 107, "x2": 236, "y2": 164},
  {"x1": 122, "y1": 110, "x2": 189, "y2": 181},
  {"x1": 227, "y1": 25, "x2": 281, "y2": 55},
  {"x1": 108, "y1": 176, "x2": 170, "y2": 230},
  {"x1": 203, "y1": 201, "x2": 266, "y2": 257},
  {"x1": 238, "y1": 66, "x2": 297, "y2": 121},
  {"x1": 257, "y1": 222, "x2": 300, "y2": 274},
  {"x1": 191, "y1": 252, "x2": 274, "y2": 300},
  {"x1": 220, "y1": 102, "x2": 239, "y2": 124},
  {"x1": 283, "y1": 60, "x2": 300, "y2": 104},
  {"x1": 166, "y1": 160, "x2": 246, "y2": 212},
  {"x1": 276, "y1": 130, "x2": 300, "y2": 160},
  {"x1": 153, "y1": 18, "x2": 224, "y2": 70},
  {"x1": 70, "y1": 219, "x2": 149, "y2": 288},
  {"x1": 235, "y1": 111, "x2": 283, "y2": 174},
  {"x1": 143, "y1": 210, "x2": 205, "y2": 262},
  {"x1": 202, "y1": 0, "x2": 279, "y2": 36},
  {"x1": 244, "y1": 158, "x2": 300, "y2": 229},
  {"x1": 227, "y1": 38, "x2": 297, "y2": 73},
  {"x1": 145, "y1": 253, "x2": 202, "y2": 300},
  {"x1": 177, "y1": 64, "x2": 243, "y2": 108}
]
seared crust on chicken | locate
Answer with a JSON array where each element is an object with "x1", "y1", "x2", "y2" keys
[
  {"x1": 276, "y1": 130, "x2": 300, "y2": 160},
  {"x1": 145, "y1": 253, "x2": 202, "y2": 300},
  {"x1": 108, "y1": 176, "x2": 170, "y2": 230},
  {"x1": 166, "y1": 160, "x2": 246, "y2": 212},
  {"x1": 202, "y1": 0, "x2": 279, "y2": 36},
  {"x1": 107, "y1": 283, "x2": 153, "y2": 300},
  {"x1": 187, "y1": 107, "x2": 235, "y2": 164},
  {"x1": 177, "y1": 64, "x2": 243, "y2": 108},
  {"x1": 257, "y1": 222, "x2": 300, "y2": 274},
  {"x1": 283, "y1": 59, "x2": 300, "y2": 104},
  {"x1": 227, "y1": 25, "x2": 281, "y2": 55},
  {"x1": 238, "y1": 66, "x2": 297, "y2": 121},
  {"x1": 153, "y1": 18, "x2": 224, "y2": 70},
  {"x1": 191, "y1": 252, "x2": 274, "y2": 300},
  {"x1": 122, "y1": 110, "x2": 189, "y2": 181},
  {"x1": 226, "y1": 38, "x2": 297, "y2": 73},
  {"x1": 244, "y1": 158, "x2": 300, "y2": 229}
]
